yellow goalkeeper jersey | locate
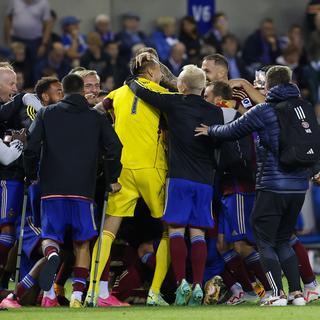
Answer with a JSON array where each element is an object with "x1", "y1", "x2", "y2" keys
[{"x1": 106, "y1": 77, "x2": 168, "y2": 170}]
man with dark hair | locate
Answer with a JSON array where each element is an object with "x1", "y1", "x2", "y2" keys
[
  {"x1": 34, "y1": 77, "x2": 62, "y2": 106},
  {"x1": 24, "y1": 73, "x2": 123, "y2": 308},
  {"x1": 196, "y1": 65, "x2": 310, "y2": 306},
  {"x1": 204, "y1": 81, "x2": 233, "y2": 106}
]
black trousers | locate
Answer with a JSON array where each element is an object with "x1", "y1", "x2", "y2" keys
[{"x1": 251, "y1": 190, "x2": 305, "y2": 295}]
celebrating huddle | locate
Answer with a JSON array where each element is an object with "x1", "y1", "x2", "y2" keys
[{"x1": 0, "y1": 49, "x2": 319, "y2": 310}]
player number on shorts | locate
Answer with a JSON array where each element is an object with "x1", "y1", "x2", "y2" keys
[{"x1": 131, "y1": 96, "x2": 139, "y2": 114}]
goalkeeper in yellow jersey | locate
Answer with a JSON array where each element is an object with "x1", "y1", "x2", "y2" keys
[{"x1": 86, "y1": 56, "x2": 171, "y2": 307}]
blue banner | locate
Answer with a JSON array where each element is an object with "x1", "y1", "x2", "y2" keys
[{"x1": 187, "y1": 0, "x2": 215, "y2": 35}]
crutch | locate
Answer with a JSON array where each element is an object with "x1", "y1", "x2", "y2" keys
[
  {"x1": 14, "y1": 189, "x2": 28, "y2": 288},
  {"x1": 89, "y1": 191, "x2": 108, "y2": 307}
]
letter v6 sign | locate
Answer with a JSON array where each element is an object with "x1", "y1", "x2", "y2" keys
[{"x1": 187, "y1": 0, "x2": 215, "y2": 34}]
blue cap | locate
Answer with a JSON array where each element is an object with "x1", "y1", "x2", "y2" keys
[{"x1": 62, "y1": 16, "x2": 81, "y2": 27}]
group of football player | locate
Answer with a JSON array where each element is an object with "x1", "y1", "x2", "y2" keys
[{"x1": 0, "y1": 46, "x2": 318, "y2": 310}]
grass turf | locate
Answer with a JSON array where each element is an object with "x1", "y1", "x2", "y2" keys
[
  {"x1": 2, "y1": 303, "x2": 320, "y2": 320},
  {"x1": 3, "y1": 276, "x2": 320, "y2": 319}
]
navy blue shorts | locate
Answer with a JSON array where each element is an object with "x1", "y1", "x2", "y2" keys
[
  {"x1": 0, "y1": 180, "x2": 24, "y2": 227},
  {"x1": 163, "y1": 178, "x2": 214, "y2": 228},
  {"x1": 41, "y1": 197, "x2": 98, "y2": 243},
  {"x1": 218, "y1": 193, "x2": 255, "y2": 244},
  {"x1": 204, "y1": 237, "x2": 225, "y2": 283},
  {"x1": 16, "y1": 215, "x2": 41, "y2": 259}
]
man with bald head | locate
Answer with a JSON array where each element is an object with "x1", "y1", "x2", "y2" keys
[{"x1": 0, "y1": 66, "x2": 18, "y2": 104}]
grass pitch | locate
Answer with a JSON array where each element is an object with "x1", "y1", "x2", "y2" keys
[
  {"x1": 2, "y1": 303, "x2": 320, "y2": 320},
  {"x1": 2, "y1": 276, "x2": 320, "y2": 320}
]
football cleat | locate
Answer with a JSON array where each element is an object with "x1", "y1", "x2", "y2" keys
[
  {"x1": 188, "y1": 284, "x2": 203, "y2": 306},
  {"x1": 175, "y1": 279, "x2": 192, "y2": 306},
  {"x1": 97, "y1": 295, "x2": 130, "y2": 307},
  {"x1": 146, "y1": 290, "x2": 169, "y2": 306}
]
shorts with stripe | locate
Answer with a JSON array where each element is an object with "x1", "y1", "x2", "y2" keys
[
  {"x1": 0, "y1": 180, "x2": 24, "y2": 227},
  {"x1": 163, "y1": 178, "x2": 214, "y2": 228},
  {"x1": 219, "y1": 192, "x2": 255, "y2": 243},
  {"x1": 16, "y1": 215, "x2": 41, "y2": 259},
  {"x1": 41, "y1": 197, "x2": 98, "y2": 243}
]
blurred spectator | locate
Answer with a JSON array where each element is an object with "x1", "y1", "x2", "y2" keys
[
  {"x1": 15, "y1": 69, "x2": 25, "y2": 91},
  {"x1": 203, "y1": 12, "x2": 229, "y2": 53},
  {"x1": 80, "y1": 32, "x2": 110, "y2": 77},
  {"x1": 308, "y1": 12, "x2": 320, "y2": 44},
  {"x1": 303, "y1": 40, "x2": 320, "y2": 109},
  {"x1": 163, "y1": 42, "x2": 187, "y2": 77},
  {"x1": 179, "y1": 16, "x2": 201, "y2": 64},
  {"x1": 61, "y1": 16, "x2": 88, "y2": 61},
  {"x1": 149, "y1": 16, "x2": 178, "y2": 62},
  {"x1": 101, "y1": 75, "x2": 115, "y2": 92},
  {"x1": 280, "y1": 25, "x2": 304, "y2": 52},
  {"x1": 10, "y1": 42, "x2": 28, "y2": 83},
  {"x1": 276, "y1": 45, "x2": 305, "y2": 89},
  {"x1": 103, "y1": 40, "x2": 128, "y2": 88},
  {"x1": 4, "y1": 0, "x2": 53, "y2": 86},
  {"x1": 115, "y1": 13, "x2": 146, "y2": 61},
  {"x1": 221, "y1": 34, "x2": 250, "y2": 80},
  {"x1": 50, "y1": 10, "x2": 62, "y2": 43},
  {"x1": 4, "y1": 0, "x2": 52, "y2": 58},
  {"x1": 242, "y1": 18, "x2": 281, "y2": 74},
  {"x1": 95, "y1": 14, "x2": 114, "y2": 44},
  {"x1": 276, "y1": 45, "x2": 301, "y2": 70},
  {"x1": 34, "y1": 42, "x2": 71, "y2": 81},
  {"x1": 305, "y1": 0, "x2": 320, "y2": 32}
]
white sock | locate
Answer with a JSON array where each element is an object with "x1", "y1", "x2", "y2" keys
[
  {"x1": 43, "y1": 285, "x2": 56, "y2": 299},
  {"x1": 305, "y1": 280, "x2": 318, "y2": 288},
  {"x1": 72, "y1": 291, "x2": 83, "y2": 301},
  {"x1": 99, "y1": 281, "x2": 109, "y2": 299},
  {"x1": 7, "y1": 293, "x2": 14, "y2": 299},
  {"x1": 48, "y1": 252, "x2": 59, "y2": 260},
  {"x1": 231, "y1": 283, "x2": 243, "y2": 296}
]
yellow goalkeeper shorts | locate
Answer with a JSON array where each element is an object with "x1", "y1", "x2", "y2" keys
[{"x1": 107, "y1": 168, "x2": 166, "y2": 218}]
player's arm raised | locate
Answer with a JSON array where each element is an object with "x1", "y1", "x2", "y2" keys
[{"x1": 127, "y1": 80, "x2": 173, "y2": 112}]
